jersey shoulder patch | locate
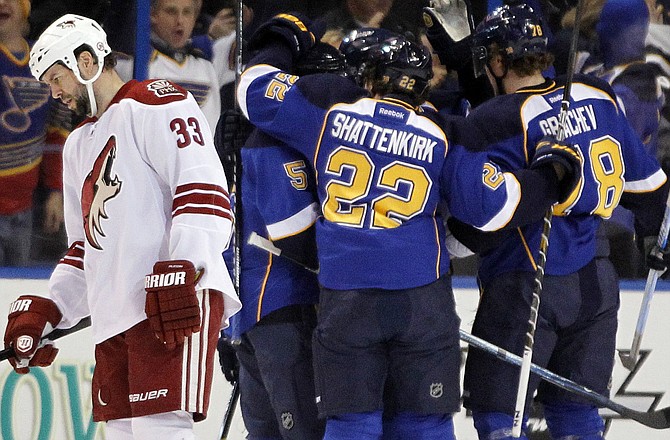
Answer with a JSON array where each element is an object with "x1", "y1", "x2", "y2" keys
[{"x1": 125, "y1": 79, "x2": 189, "y2": 106}]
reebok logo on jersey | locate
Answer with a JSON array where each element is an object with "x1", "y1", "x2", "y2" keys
[
  {"x1": 128, "y1": 388, "x2": 168, "y2": 402},
  {"x1": 9, "y1": 299, "x2": 32, "y2": 314},
  {"x1": 145, "y1": 271, "x2": 187, "y2": 288},
  {"x1": 377, "y1": 106, "x2": 406, "y2": 120}
]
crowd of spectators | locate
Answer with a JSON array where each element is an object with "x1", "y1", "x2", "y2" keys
[{"x1": 3, "y1": 0, "x2": 670, "y2": 280}]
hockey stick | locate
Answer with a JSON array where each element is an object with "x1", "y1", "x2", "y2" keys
[
  {"x1": 231, "y1": 0, "x2": 245, "y2": 296},
  {"x1": 0, "y1": 316, "x2": 92, "y2": 362},
  {"x1": 619, "y1": 191, "x2": 670, "y2": 370},
  {"x1": 248, "y1": 231, "x2": 320, "y2": 274},
  {"x1": 219, "y1": 380, "x2": 240, "y2": 440},
  {"x1": 461, "y1": 329, "x2": 670, "y2": 429},
  {"x1": 217, "y1": 4, "x2": 245, "y2": 438},
  {"x1": 239, "y1": 234, "x2": 670, "y2": 429},
  {"x1": 243, "y1": 236, "x2": 670, "y2": 429},
  {"x1": 511, "y1": 1, "x2": 585, "y2": 436}
]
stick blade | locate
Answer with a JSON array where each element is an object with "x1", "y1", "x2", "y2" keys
[{"x1": 631, "y1": 405, "x2": 670, "y2": 430}]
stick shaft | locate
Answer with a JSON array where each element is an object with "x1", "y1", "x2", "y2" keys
[
  {"x1": 0, "y1": 316, "x2": 92, "y2": 362},
  {"x1": 621, "y1": 193, "x2": 670, "y2": 366},
  {"x1": 511, "y1": 1, "x2": 585, "y2": 434},
  {"x1": 248, "y1": 232, "x2": 319, "y2": 274},
  {"x1": 461, "y1": 329, "x2": 670, "y2": 429},
  {"x1": 220, "y1": 381, "x2": 240, "y2": 439}
]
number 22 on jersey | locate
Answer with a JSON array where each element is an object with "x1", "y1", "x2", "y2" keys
[{"x1": 322, "y1": 146, "x2": 432, "y2": 229}]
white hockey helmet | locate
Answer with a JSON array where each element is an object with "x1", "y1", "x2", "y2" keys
[
  {"x1": 30, "y1": 14, "x2": 111, "y2": 82},
  {"x1": 30, "y1": 14, "x2": 112, "y2": 115}
]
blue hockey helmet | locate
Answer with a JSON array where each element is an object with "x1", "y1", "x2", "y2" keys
[
  {"x1": 296, "y1": 42, "x2": 347, "y2": 76},
  {"x1": 339, "y1": 28, "x2": 433, "y2": 100},
  {"x1": 471, "y1": 4, "x2": 548, "y2": 77}
]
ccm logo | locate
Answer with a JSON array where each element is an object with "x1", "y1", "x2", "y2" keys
[
  {"x1": 129, "y1": 389, "x2": 168, "y2": 402},
  {"x1": 145, "y1": 271, "x2": 186, "y2": 288}
]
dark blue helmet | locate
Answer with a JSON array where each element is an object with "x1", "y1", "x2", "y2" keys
[
  {"x1": 339, "y1": 28, "x2": 433, "y2": 100},
  {"x1": 471, "y1": 4, "x2": 548, "y2": 77},
  {"x1": 296, "y1": 42, "x2": 347, "y2": 76}
]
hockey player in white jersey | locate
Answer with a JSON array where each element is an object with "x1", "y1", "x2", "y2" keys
[{"x1": 2, "y1": 14, "x2": 241, "y2": 440}]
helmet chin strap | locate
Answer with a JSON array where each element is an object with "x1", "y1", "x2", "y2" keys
[
  {"x1": 85, "y1": 82, "x2": 97, "y2": 117},
  {"x1": 487, "y1": 60, "x2": 508, "y2": 96},
  {"x1": 74, "y1": 61, "x2": 104, "y2": 117}
]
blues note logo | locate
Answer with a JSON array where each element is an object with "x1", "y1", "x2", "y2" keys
[{"x1": 1, "y1": 76, "x2": 50, "y2": 133}]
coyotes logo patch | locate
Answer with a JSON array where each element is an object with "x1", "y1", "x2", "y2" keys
[{"x1": 81, "y1": 136, "x2": 122, "y2": 250}]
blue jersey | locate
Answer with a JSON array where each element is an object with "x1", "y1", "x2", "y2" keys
[
  {"x1": 468, "y1": 74, "x2": 667, "y2": 284},
  {"x1": 238, "y1": 49, "x2": 561, "y2": 291},
  {"x1": 224, "y1": 130, "x2": 320, "y2": 339}
]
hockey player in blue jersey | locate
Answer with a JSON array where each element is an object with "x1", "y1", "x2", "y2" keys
[
  {"x1": 217, "y1": 42, "x2": 350, "y2": 440},
  {"x1": 237, "y1": 14, "x2": 581, "y2": 440},
  {"x1": 426, "y1": 4, "x2": 669, "y2": 440}
]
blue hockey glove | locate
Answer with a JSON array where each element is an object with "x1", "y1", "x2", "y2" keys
[
  {"x1": 217, "y1": 336, "x2": 239, "y2": 384},
  {"x1": 644, "y1": 236, "x2": 669, "y2": 272},
  {"x1": 530, "y1": 136, "x2": 582, "y2": 203},
  {"x1": 215, "y1": 109, "x2": 254, "y2": 154},
  {"x1": 248, "y1": 12, "x2": 316, "y2": 61}
]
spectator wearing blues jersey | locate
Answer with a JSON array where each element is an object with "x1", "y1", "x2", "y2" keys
[
  {"x1": 114, "y1": 0, "x2": 223, "y2": 132},
  {"x1": 0, "y1": 0, "x2": 72, "y2": 266}
]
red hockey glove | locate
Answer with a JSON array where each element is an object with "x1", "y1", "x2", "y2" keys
[
  {"x1": 145, "y1": 260, "x2": 202, "y2": 350},
  {"x1": 4, "y1": 295, "x2": 62, "y2": 374}
]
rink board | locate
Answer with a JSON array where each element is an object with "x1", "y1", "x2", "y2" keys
[{"x1": 0, "y1": 271, "x2": 669, "y2": 440}]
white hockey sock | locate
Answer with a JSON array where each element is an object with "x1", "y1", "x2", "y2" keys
[{"x1": 132, "y1": 410, "x2": 195, "y2": 440}]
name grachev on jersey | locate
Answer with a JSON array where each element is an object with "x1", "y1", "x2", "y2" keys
[
  {"x1": 538, "y1": 103, "x2": 598, "y2": 137},
  {"x1": 330, "y1": 112, "x2": 437, "y2": 163}
]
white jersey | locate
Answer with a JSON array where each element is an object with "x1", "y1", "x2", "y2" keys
[
  {"x1": 148, "y1": 50, "x2": 221, "y2": 132},
  {"x1": 46, "y1": 79, "x2": 240, "y2": 344},
  {"x1": 212, "y1": 33, "x2": 236, "y2": 88}
]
